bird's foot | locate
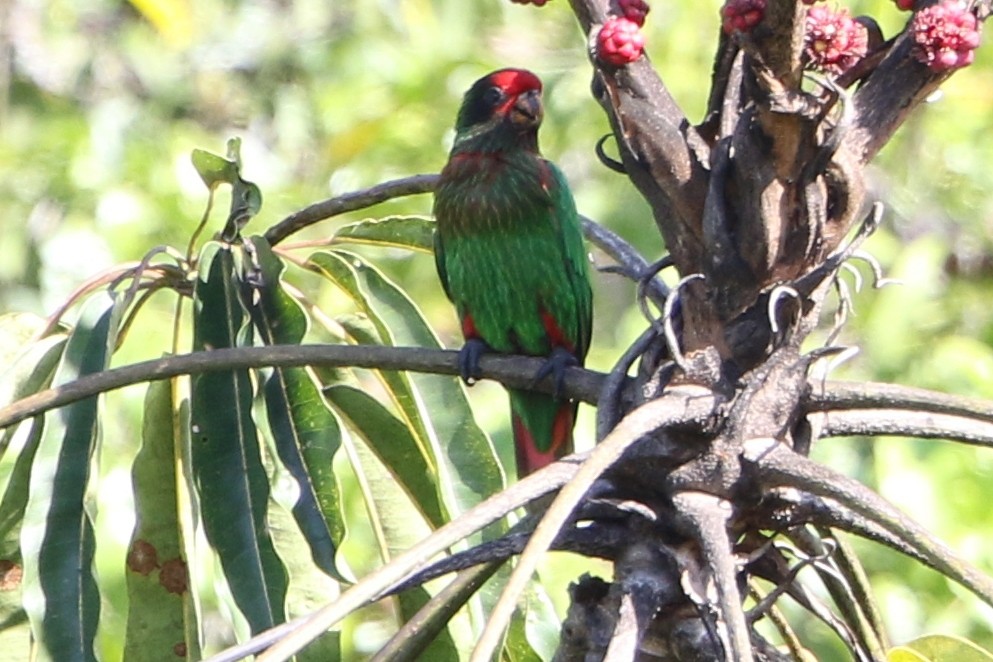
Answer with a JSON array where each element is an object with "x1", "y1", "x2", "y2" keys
[
  {"x1": 458, "y1": 338, "x2": 489, "y2": 385},
  {"x1": 532, "y1": 347, "x2": 579, "y2": 399}
]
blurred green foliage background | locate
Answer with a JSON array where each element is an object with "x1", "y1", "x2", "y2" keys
[{"x1": 3, "y1": 0, "x2": 993, "y2": 658}]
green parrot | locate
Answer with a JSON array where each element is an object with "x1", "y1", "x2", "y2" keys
[{"x1": 433, "y1": 68, "x2": 593, "y2": 477}]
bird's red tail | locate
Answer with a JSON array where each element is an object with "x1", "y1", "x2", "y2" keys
[{"x1": 511, "y1": 395, "x2": 576, "y2": 477}]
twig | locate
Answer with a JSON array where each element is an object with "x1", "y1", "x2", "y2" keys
[
  {"x1": 809, "y1": 380, "x2": 993, "y2": 422},
  {"x1": 0, "y1": 345, "x2": 607, "y2": 431},
  {"x1": 265, "y1": 174, "x2": 439, "y2": 245},
  {"x1": 815, "y1": 409, "x2": 993, "y2": 447},
  {"x1": 582, "y1": 216, "x2": 670, "y2": 308},
  {"x1": 596, "y1": 325, "x2": 659, "y2": 440}
]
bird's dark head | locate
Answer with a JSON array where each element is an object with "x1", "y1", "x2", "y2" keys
[{"x1": 454, "y1": 69, "x2": 544, "y2": 142}]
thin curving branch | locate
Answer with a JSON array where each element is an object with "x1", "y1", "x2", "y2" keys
[
  {"x1": 265, "y1": 174, "x2": 439, "y2": 245},
  {"x1": 242, "y1": 458, "x2": 583, "y2": 662},
  {"x1": 0, "y1": 344, "x2": 607, "y2": 431},
  {"x1": 262, "y1": 173, "x2": 665, "y2": 300},
  {"x1": 809, "y1": 380, "x2": 993, "y2": 423},
  {"x1": 748, "y1": 438, "x2": 993, "y2": 608},
  {"x1": 581, "y1": 216, "x2": 670, "y2": 307},
  {"x1": 814, "y1": 409, "x2": 993, "y2": 447}
]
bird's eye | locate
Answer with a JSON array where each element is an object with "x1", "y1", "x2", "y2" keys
[{"x1": 483, "y1": 86, "x2": 504, "y2": 106}]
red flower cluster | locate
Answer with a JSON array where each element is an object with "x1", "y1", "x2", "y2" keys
[
  {"x1": 618, "y1": 0, "x2": 651, "y2": 26},
  {"x1": 894, "y1": 0, "x2": 915, "y2": 10},
  {"x1": 911, "y1": 0, "x2": 981, "y2": 71},
  {"x1": 721, "y1": 0, "x2": 766, "y2": 34},
  {"x1": 597, "y1": 17, "x2": 646, "y2": 66},
  {"x1": 804, "y1": 5, "x2": 868, "y2": 75}
]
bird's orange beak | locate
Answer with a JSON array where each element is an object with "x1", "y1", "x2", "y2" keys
[{"x1": 509, "y1": 89, "x2": 543, "y2": 127}]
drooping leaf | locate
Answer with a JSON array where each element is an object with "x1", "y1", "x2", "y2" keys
[
  {"x1": 268, "y1": 495, "x2": 341, "y2": 662},
  {"x1": 888, "y1": 634, "x2": 993, "y2": 662},
  {"x1": 309, "y1": 250, "x2": 504, "y2": 518},
  {"x1": 0, "y1": 314, "x2": 66, "y2": 460},
  {"x1": 324, "y1": 385, "x2": 445, "y2": 529},
  {"x1": 341, "y1": 432, "x2": 458, "y2": 661},
  {"x1": 124, "y1": 378, "x2": 197, "y2": 661},
  {"x1": 242, "y1": 236, "x2": 346, "y2": 581},
  {"x1": 332, "y1": 216, "x2": 435, "y2": 253},
  {"x1": 0, "y1": 330, "x2": 65, "y2": 659},
  {"x1": 21, "y1": 291, "x2": 119, "y2": 662},
  {"x1": 190, "y1": 242, "x2": 287, "y2": 634}
]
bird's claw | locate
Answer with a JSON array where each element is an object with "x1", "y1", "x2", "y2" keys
[
  {"x1": 458, "y1": 339, "x2": 489, "y2": 385},
  {"x1": 532, "y1": 347, "x2": 579, "y2": 399}
]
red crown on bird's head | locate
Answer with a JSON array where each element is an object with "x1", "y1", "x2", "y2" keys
[{"x1": 487, "y1": 69, "x2": 542, "y2": 97}]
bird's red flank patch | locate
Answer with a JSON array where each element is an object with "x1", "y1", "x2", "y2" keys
[
  {"x1": 540, "y1": 307, "x2": 575, "y2": 353},
  {"x1": 488, "y1": 69, "x2": 542, "y2": 97},
  {"x1": 461, "y1": 312, "x2": 480, "y2": 341}
]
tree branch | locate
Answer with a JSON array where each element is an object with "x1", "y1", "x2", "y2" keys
[
  {"x1": 809, "y1": 380, "x2": 993, "y2": 422},
  {"x1": 673, "y1": 491, "x2": 754, "y2": 662},
  {"x1": 265, "y1": 174, "x2": 439, "y2": 245},
  {"x1": 814, "y1": 409, "x2": 993, "y2": 447},
  {"x1": 261, "y1": 173, "x2": 664, "y2": 301},
  {"x1": 0, "y1": 344, "x2": 607, "y2": 431},
  {"x1": 567, "y1": 0, "x2": 710, "y2": 272}
]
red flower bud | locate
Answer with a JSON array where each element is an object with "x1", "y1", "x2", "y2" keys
[
  {"x1": 721, "y1": 0, "x2": 766, "y2": 34},
  {"x1": 597, "y1": 17, "x2": 645, "y2": 66}
]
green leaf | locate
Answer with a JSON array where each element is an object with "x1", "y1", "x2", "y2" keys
[
  {"x1": 190, "y1": 149, "x2": 238, "y2": 190},
  {"x1": 21, "y1": 291, "x2": 119, "y2": 662},
  {"x1": 309, "y1": 250, "x2": 504, "y2": 519},
  {"x1": 324, "y1": 385, "x2": 445, "y2": 529},
  {"x1": 242, "y1": 236, "x2": 346, "y2": 581},
  {"x1": 332, "y1": 216, "x2": 435, "y2": 253},
  {"x1": 124, "y1": 378, "x2": 198, "y2": 661},
  {"x1": 268, "y1": 497, "x2": 341, "y2": 662},
  {"x1": 340, "y1": 432, "x2": 459, "y2": 660},
  {"x1": 0, "y1": 331, "x2": 65, "y2": 659},
  {"x1": 191, "y1": 140, "x2": 262, "y2": 241},
  {"x1": 889, "y1": 634, "x2": 993, "y2": 662},
  {"x1": 191, "y1": 242, "x2": 287, "y2": 634},
  {"x1": 889, "y1": 648, "x2": 932, "y2": 662}
]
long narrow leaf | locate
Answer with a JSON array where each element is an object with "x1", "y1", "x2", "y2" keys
[
  {"x1": 332, "y1": 216, "x2": 435, "y2": 253},
  {"x1": 124, "y1": 378, "x2": 196, "y2": 660},
  {"x1": 242, "y1": 237, "x2": 345, "y2": 581},
  {"x1": 341, "y1": 432, "x2": 458, "y2": 660},
  {"x1": 21, "y1": 292, "x2": 119, "y2": 662},
  {"x1": 309, "y1": 250, "x2": 503, "y2": 517},
  {"x1": 191, "y1": 242, "x2": 287, "y2": 634},
  {"x1": 268, "y1": 497, "x2": 341, "y2": 662},
  {"x1": 324, "y1": 385, "x2": 445, "y2": 529},
  {"x1": 0, "y1": 331, "x2": 65, "y2": 660}
]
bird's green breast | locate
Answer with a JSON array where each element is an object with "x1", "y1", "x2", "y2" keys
[{"x1": 434, "y1": 150, "x2": 591, "y2": 359}]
